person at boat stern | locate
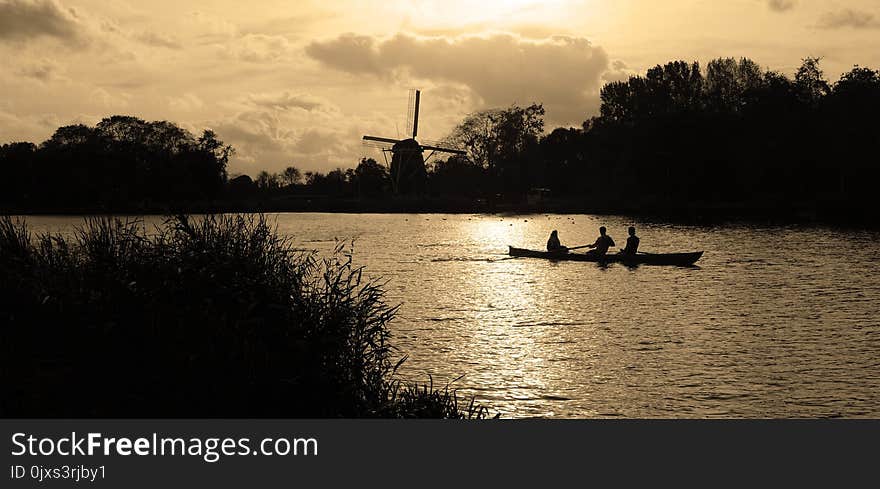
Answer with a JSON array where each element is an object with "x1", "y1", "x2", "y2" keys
[
  {"x1": 621, "y1": 226, "x2": 640, "y2": 255},
  {"x1": 587, "y1": 226, "x2": 615, "y2": 256},
  {"x1": 547, "y1": 230, "x2": 568, "y2": 253}
]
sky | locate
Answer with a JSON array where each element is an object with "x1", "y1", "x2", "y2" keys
[{"x1": 2, "y1": 0, "x2": 879, "y2": 176}]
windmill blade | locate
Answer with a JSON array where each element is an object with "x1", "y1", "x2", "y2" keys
[
  {"x1": 418, "y1": 138, "x2": 446, "y2": 148},
  {"x1": 362, "y1": 140, "x2": 394, "y2": 151},
  {"x1": 412, "y1": 89, "x2": 420, "y2": 138},
  {"x1": 406, "y1": 89, "x2": 416, "y2": 137},
  {"x1": 363, "y1": 135, "x2": 403, "y2": 145},
  {"x1": 420, "y1": 143, "x2": 466, "y2": 155}
]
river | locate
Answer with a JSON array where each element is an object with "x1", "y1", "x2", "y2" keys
[{"x1": 19, "y1": 213, "x2": 880, "y2": 418}]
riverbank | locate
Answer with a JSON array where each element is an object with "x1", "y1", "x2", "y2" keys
[
  {"x1": 4, "y1": 194, "x2": 877, "y2": 229},
  {"x1": 0, "y1": 214, "x2": 491, "y2": 418}
]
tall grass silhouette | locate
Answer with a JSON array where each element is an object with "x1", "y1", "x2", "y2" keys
[{"x1": 0, "y1": 214, "x2": 489, "y2": 418}]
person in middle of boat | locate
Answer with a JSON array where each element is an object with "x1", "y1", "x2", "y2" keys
[
  {"x1": 546, "y1": 230, "x2": 568, "y2": 253},
  {"x1": 586, "y1": 226, "x2": 615, "y2": 256},
  {"x1": 621, "y1": 226, "x2": 640, "y2": 255}
]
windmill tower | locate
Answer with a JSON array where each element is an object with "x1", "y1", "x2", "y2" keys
[{"x1": 363, "y1": 89, "x2": 466, "y2": 195}]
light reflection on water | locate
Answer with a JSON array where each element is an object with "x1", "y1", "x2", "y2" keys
[{"x1": 19, "y1": 213, "x2": 880, "y2": 418}]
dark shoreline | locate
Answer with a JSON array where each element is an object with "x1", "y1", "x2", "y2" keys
[{"x1": 3, "y1": 197, "x2": 877, "y2": 230}]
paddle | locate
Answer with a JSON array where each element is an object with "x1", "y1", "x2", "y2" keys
[{"x1": 566, "y1": 244, "x2": 593, "y2": 251}]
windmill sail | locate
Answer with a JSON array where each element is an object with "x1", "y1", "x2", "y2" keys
[
  {"x1": 412, "y1": 90, "x2": 420, "y2": 138},
  {"x1": 405, "y1": 89, "x2": 416, "y2": 138},
  {"x1": 362, "y1": 89, "x2": 465, "y2": 195}
]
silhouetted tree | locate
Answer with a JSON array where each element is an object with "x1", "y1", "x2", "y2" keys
[
  {"x1": 256, "y1": 171, "x2": 281, "y2": 191},
  {"x1": 325, "y1": 168, "x2": 350, "y2": 196},
  {"x1": 353, "y1": 158, "x2": 389, "y2": 197},
  {"x1": 0, "y1": 116, "x2": 232, "y2": 211},
  {"x1": 0, "y1": 142, "x2": 38, "y2": 205},
  {"x1": 705, "y1": 57, "x2": 762, "y2": 112},
  {"x1": 281, "y1": 166, "x2": 303, "y2": 186},
  {"x1": 427, "y1": 155, "x2": 486, "y2": 197},
  {"x1": 446, "y1": 103, "x2": 545, "y2": 195},
  {"x1": 795, "y1": 57, "x2": 831, "y2": 107}
]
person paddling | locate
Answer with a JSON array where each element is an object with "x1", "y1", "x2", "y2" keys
[
  {"x1": 546, "y1": 230, "x2": 568, "y2": 253},
  {"x1": 621, "y1": 226, "x2": 640, "y2": 255},
  {"x1": 586, "y1": 226, "x2": 615, "y2": 256}
]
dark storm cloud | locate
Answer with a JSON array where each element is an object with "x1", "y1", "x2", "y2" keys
[
  {"x1": 305, "y1": 32, "x2": 610, "y2": 124},
  {"x1": 0, "y1": 0, "x2": 84, "y2": 41},
  {"x1": 767, "y1": 0, "x2": 796, "y2": 12},
  {"x1": 817, "y1": 9, "x2": 880, "y2": 29}
]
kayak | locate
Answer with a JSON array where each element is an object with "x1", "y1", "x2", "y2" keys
[{"x1": 508, "y1": 246, "x2": 703, "y2": 266}]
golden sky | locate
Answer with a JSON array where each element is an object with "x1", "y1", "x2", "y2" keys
[{"x1": 2, "y1": 0, "x2": 879, "y2": 174}]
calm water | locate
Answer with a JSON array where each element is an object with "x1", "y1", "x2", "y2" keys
[{"x1": 20, "y1": 213, "x2": 880, "y2": 418}]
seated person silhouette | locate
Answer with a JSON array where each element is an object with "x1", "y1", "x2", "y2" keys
[
  {"x1": 621, "y1": 226, "x2": 640, "y2": 255},
  {"x1": 546, "y1": 230, "x2": 568, "y2": 253},
  {"x1": 586, "y1": 226, "x2": 615, "y2": 256}
]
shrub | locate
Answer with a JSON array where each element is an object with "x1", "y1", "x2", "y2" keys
[{"x1": 0, "y1": 214, "x2": 489, "y2": 418}]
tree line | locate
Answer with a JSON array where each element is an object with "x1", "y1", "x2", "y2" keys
[
  {"x1": 0, "y1": 115, "x2": 233, "y2": 211},
  {"x1": 423, "y1": 57, "x2": 877, "y2": 217},
  {"x1": 2, "y1": 57, "x2": 878, "y2": 220},
  {"x1": 549, "y1": 57, "x2": 880, "y2": 216}
]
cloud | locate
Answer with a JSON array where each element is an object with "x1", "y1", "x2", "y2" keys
[
  {"x1": 766, "y1": 0, "x2": 795, "y2": 12},
  {"x1": 133, "y1": 30, "x2": 182, "y2": 49},
  {"x1": 94, "y1": 16, "x2": 179, "y2": 50},
  {"x1": 191, "y1": 11, "x2": 238, "y2": 40},
  {"x1": 294, "y1": 128, "x2": 345, "y2": 156},
  {"x1": 245, "y1": 91, "x2": 334, "y2": 113},
  {"x1": 16, "y1": 58, "x2": 65, "y2": 82},
  {"x1": 0, "y1": 110, "x2": 67, "y2": 143},
  {"x1": 207, "y1": 92, "x2": 357, "y2": 173},
  {"x1": 168, "y1": 93, "x2": 205, "y2": 112},
  {"x1": 225, "y1": 33, "x2": 293, "y2": 63},
  {"x1": 602, "y1": 60, "x2": 636, "y2": 83},
  {"x1": 90, "y1": 87, "x2": 132, "y2": 108},
  {"x1": 210, "y1": 110, "x2": 356, "y2": 172},
  {"x1": 210, "y1": 110, "x2": 291, "y2": 164},
  {"x1": 305, "y1": 33, "x2": 380, "y2": 73},
  {"x1": 0, "y1": 0, "x2": 85, "y2": 41},
  {"x1": 305, "y1": 33, "x2": 610, "y2": 125},
  {"x1": 817, "y1": 9, "x2": 880, "y2": 29}
]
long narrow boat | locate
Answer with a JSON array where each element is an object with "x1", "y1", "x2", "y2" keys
[{"x1": 508, "y1": 246, "x2": 703, "y2": 266}]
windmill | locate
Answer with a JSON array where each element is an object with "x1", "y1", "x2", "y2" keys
[{"x1": 363, "y1": 89, "x2": 466, "y2": 195}]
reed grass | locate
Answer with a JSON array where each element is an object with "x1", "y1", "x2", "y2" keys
[{"x1": 0, "y1": 214, "x2": 490, "y2": 418}]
